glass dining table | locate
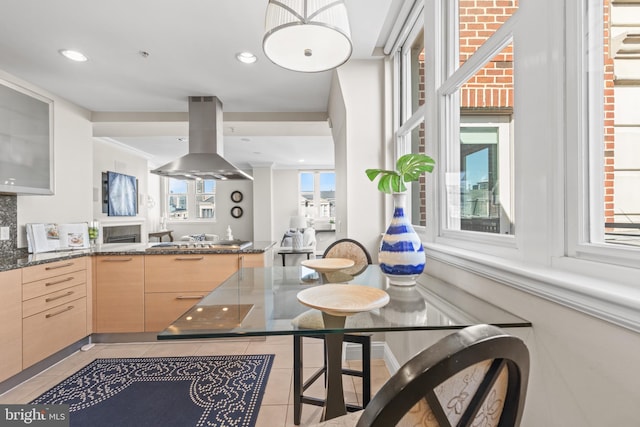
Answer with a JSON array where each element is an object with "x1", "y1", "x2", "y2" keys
[{"x1": 158, "y1": 265, "x2": 531, "y2": 421}]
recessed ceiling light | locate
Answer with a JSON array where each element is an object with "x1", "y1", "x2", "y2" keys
[
  {"x1": 236, "y1": 52, "x2": 257, "y2": 64},
  {"x1": 59, "y1": 49, "x2": 88, "y2": 62},
  {"x1": 299, "y1": 159, "x2": 305, "y2": 163}
]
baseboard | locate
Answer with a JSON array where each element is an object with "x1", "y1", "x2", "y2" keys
[
  {"x1": 344, "y1": 341, "x2": 401, "y2": 377},
  {"x1": 91, "y1": 333, "x2": 262, "y2": 343},
  {"x1": 344, "y1": 341, "x2": 386, "y2": 361},
  {"x1": 0, "y1": 336, "x2": 90, "y2": 396}
]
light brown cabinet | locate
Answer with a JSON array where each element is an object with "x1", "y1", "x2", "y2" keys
[
  {"x1": 241, "y1": 252, "x2": 271, "y2": 268},
  {"x1": 91, "y1": 251, "x2": 271, "y2": 333},
  {"x1": 144, "y1": 254, "x2": 240, "y2": 331},
  {"x1": 143, "y1": 252, "x2": 270, "y2": 331},
  {"x1": 0, "y1": 269, "x2": 22, "y2": 382},
  {"x1": 95, "y1": 255, "x2": 145, "y2": 333},
  {"x1": 21, "y1": 257, "x2": 89, "y2": 369}
]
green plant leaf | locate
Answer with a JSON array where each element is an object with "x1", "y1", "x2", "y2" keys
[
  {"x1": 378, "y1": 173, "x2": 404, "y2": 193},
  {"x1": 365, "y1": 154, "x2": 435, "y2": 194}
]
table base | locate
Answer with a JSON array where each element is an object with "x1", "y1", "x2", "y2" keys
[{"x1": 321, "y1": 312, "x2": 347, "y2": 421}]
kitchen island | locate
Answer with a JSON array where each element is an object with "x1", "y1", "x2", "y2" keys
[
  {"x1": 0, "y1": 240, "x2": 276, "y2": 271},
  {"x1": 0, "y1": 240, "x2": 276, "y2": 391}
]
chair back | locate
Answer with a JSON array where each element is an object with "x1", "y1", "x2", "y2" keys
[
  {"x1": 323, "y1": 238, "x2": 372, "y2": 276},
  {"x1": 356, "y1": 324, "x2": 530, "y2": 427}
]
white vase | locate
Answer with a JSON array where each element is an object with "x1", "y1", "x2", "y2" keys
[
  {"x1": 378, "y1": 192, "x2": 426, "y2": 286},
  {"x1": 291, "y1": 229, "x2": 303, "y2": 250}
]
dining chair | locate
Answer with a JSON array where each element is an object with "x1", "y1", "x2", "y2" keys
[
  {"x1": 293, "y1": 238, "x2": 374, "y2": 425},
  {"x1": 323, "y1": 238, "x2": 372, "y2": 275},
  {"x1": 308, "y1": 324, "x2": 530, "y2": 427}
]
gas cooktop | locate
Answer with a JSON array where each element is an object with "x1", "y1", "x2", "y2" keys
[{"x1": 147, "y1": 240, "x2": 252, "y2": 250}]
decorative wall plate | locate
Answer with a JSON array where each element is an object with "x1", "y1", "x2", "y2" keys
[
  {"x1": 231, "y1": 206, "x2": 243, "y2": 218},
  {"x1": 231, "y1": 191, "x2": 243, "y2": 203}
]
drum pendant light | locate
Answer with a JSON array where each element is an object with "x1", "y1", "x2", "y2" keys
[{"x1": 263, "y1": 0, "x2": 352, "y2": 73}]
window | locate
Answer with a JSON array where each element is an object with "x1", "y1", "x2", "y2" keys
[
  {"x1": 394, "y1": 5, "x2": 427, "y2": 227},
  {"x1": 166, "y1": 178, "x2": 216, "y2": 221},
  {"x1": 168, "y1": 179, "x2": 188, "y2": 220},
  {"x1": 195, "y1": 180, "x2": 215, "y2": 219},
  {"x1": 299, "y1": 171, "x2": 335, "y2": 220},
  {"x1": 393, "y1": 1, "x2": 516, "y2": 232},
  {"x1": 589, "y1": 0, "x2": 640, "y2": 247},
  {"x1": 412, "y1": 0, "x2": 639, "y2": 332},
  {"x1": 441, "y1": 2, "x2": 517, "y2": 237},
  {"x1": 459, "y1": 116, "x2": 512, "y2": 234}
]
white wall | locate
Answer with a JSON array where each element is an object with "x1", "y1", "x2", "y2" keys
[
  {"x1": 163, "y1": 179, "x2": 254, "y2": 242},
  {"x1": 214, "y1": 179, "x2": 254, "y2": 241},
  {"x1": 385, "y1": 260, "x2": 640, "y2": 427},
  {"x1": 1, "y1": 69, "x2": 94, "y2": 249},
  {"x1": 272, "y1": 169, "x2": 301, "y2": 238},
  {"x1": 253, "y1": 165, "x2": 274, "y2": 243},
  {"x1": 93, "y1": 138, "x2": 149, "y2": 240},
  {"x1": 330, "y1": 60, "x2": 387, "y2": 258},
  {"x1": 329, "y1": 70, "x2": 348, "y2": 240},
  {"x1": 147, "y1": 173, "x2": 161, "y2": 232}
]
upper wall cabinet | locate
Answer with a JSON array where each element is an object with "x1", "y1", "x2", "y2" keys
[{"x1": 0, "y1": 79, "x2": 54, "y2": 195}]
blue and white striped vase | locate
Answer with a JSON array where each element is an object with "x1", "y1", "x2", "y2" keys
[{"x1": 378, "y1": 192, "x2": 425, "y2": 286}]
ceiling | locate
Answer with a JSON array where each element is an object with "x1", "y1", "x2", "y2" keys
[{"x1": 0, "y1": 0, "x2": 404, "y2": 170}]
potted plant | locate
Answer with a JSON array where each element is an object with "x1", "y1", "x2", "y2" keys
[{"x1": 366, "y1": 153, "x2": 435, "y2": 286}]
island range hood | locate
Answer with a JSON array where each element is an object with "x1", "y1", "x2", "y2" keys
[{"x1": 151, "y1": 96, "x2": 253, "y2": 180}]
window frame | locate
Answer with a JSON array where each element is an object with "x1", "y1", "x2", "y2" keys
[
  {"x1": 435, "y1": 4, "x2": 518, "y2": 250},
  {"x1": 563, "y1": 0, "x2": 640, "y2": 269},
  {"x1": 394, "y1": 2, "x2": 426, "y2": 228}
]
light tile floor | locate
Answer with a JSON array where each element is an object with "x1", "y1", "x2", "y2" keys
[{"x1": 0, "y1": 336, "x2": 390, "y2": 427}]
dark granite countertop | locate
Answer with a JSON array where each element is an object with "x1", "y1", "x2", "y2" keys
[{"x1": 0, "y1": 241, "x2": 276, "y2": 272}]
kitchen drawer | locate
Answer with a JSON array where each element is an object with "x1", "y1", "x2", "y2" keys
[
  {"x1": 145, "y1": 292, "x2": 205, "y2": 332},
  {"x1": 23, "y1": 297, "x2": 87, "y2": 368},
  {"x1": 22, "y1": 270, "x2": 86, "y2": 301},
  {"x1": 22, "y1": 257, "x2": 87, "y2": 284},
  {"x1": 22, "y1": 284, "x2": 87, "y2": 318},
  {"x1": 145, "y1": 254, "x2": 238, "y2": 293}
]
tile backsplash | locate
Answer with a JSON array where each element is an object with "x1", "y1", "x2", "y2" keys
[{"x1": 0, "y1": 194, "x2": 17, "y2": 254}]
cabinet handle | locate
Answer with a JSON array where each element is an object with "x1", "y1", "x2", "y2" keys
[
  {"x1": 176, "y1": 295, "x2": 204, "y2": 300},
  {"x1": 45, "y1": 305, "x2": 74, "y2": 318},
  {"x1": 102, "y1": 257, "x2": 133, "y2": 262},
  {"x1": 45, "y1": 276, "x2": 74, "y2": 286},
  {"x1": 175, "y1": 256, "x2": 204, "y2": 261},
  {"x1": 45, "y1": 291, "x2": 74, "y2": 303},
  {"x1": 45, "y1": 262, "x2": 74, "y2": 270}
]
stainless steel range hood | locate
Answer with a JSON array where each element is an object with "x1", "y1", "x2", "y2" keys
[{"x1": 151, "y1": 96, "x2": 253, "y2": 180}]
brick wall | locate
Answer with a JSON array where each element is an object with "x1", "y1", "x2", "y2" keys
[
  {"x1": 604, "y1": 0, "x2": 615, "y2": 226},
  {"x1": 418, "y1": 54, "x2": 427, "y2": 225},
  {"x1": 459, "y1": 0, "x2": 517, "y2": 108}
]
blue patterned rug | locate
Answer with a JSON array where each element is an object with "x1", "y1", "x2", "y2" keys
[{"x1": 30, "y1": 355, "x2": 274, "y2": 427}]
